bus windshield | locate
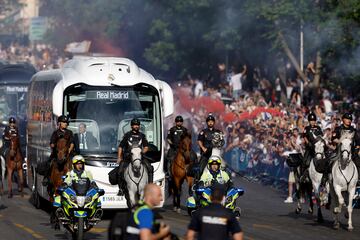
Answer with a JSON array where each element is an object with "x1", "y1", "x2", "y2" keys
[{"x1": 64, "y1": 84, "x2": 161, "y2": 156}]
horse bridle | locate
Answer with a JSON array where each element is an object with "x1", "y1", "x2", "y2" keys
[{"x1": 314, "y1": 137, "x2": 326, "y2": 160}]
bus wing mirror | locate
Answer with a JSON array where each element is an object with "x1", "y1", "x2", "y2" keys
[{"x1": 157, "y1": 80, "x2": 174, "y2": 117}]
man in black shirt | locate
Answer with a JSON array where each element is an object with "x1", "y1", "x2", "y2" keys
[
  {"x1": 117, "y1": 118, "x2": 152, "y2": 196},
  {"x1": 186, "y1": 184, "x2": 243, "y2": 240},
  {"x1": 165, "y1": 115, "x2": 188, "y2": 177},
  {"x1": 197, "y1": 114, "x2": 223, "y2": 177}
]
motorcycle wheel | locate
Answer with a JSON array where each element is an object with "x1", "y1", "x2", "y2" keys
[{"x1": 75, "y1": 218, "x2": 84, "y2": 240}]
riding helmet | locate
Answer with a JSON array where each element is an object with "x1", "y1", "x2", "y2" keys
[
  {"x1": 307, "y1": 113, "x2": 317, "y2": 121},
  {"x1": 58, "y1": 115, "x2": 69, "y2": 123},
  {"x1": 342, "y1": 113, "x2": 353, "y2": 121},
  {"x1": 208, "y1": 156, "x2": 221, "y2": 165},
  {"x1": 175, "y1": 115, "x2": 183, "y2": 122},
  {"x1": 72, "y1": 155, "x2": 85, "y2": 164},
  {"x1": 131, "y1": 118, "x2": 140, "y2": 126},
  {"x1": 206, "y1": 114, "x2": 215, "y2": 122},
  {"x1": 8, "y1": 117, "x2": 16, "y2": 124}
]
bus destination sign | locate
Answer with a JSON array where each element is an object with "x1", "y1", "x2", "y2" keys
[{"x1": 86, "y1": 90, "x2": 134, "y2": 100}]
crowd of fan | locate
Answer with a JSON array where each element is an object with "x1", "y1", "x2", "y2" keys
[
  {"x1": 171, "y1": 63, "x2": 360, "y2": 192},
  {"x1": 0, "y1": 42, "x2": 67, "y2": 70}
]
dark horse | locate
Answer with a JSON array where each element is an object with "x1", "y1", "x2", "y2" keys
[
  {"x1": 6, "y1": 134, "x2": 24, "y2": 198},
  {"x1": 170, "y1": 133, "x2": 196, "y2": 213},
  {"x1": 48, "y1": 138, "x2": 72, "y2": 202}
]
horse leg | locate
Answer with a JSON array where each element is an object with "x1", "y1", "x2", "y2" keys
[
  {"x1": 307, "y1": 185, "x2": 314, "y2": 214},
  {"x1": 347, "y1": 189, "x2": 355, "y2": 231},
  {"x1": 173, "y1": 177, "x2": 180, "y2": 212},
  {"x1": 317, "y1": 200, "x2": 323, "y2": 223},
  {"x1": 7, "y1": 165, "x2": 13, "y2": 198},
  {"x1": 186, "y1": 176, "x2": 194, "y2": 196},
  {"x1": 333, "y1": 186, "x2": 344, "y2": 214},
  {"x1": 18, "y1": 165, "x2": 24, "y2": 197}
]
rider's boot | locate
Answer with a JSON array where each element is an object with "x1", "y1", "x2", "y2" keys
[{"x1": 148, "y1": 166, "x2": 154, "y2": 183}]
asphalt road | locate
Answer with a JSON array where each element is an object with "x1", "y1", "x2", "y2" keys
[{"x1": 0, "y1": 175, "x2": 360, "y2": 240}]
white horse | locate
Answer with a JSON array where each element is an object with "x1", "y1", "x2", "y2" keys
[
  {"x1": 124, "y1": 140, "x2": 148, "y2": 208},
  {"x1": 308, "y1": 133, "x2": 327, "y2": 222},
  {"x1": 332, "y1": 131, "x2": 358, "y2": 231},
  {"x1": 0, "y1": 154, "x2": 6, "y2": 194}
]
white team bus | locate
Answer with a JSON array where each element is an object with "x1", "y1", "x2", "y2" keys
[{"x1": 27, "y1": 57, "x2": 174, "y2": 208}]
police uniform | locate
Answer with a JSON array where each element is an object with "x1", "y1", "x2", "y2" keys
[
  {"x1": 125, "y1": 201, "x2": 155, "y2": 240},
  {"x1": 1, "y1": 126, "x2": 19, "y2": 156},
  {"x1": 198, "y1": 128, "x2": 223, "y2": 173},
  {"x1": 118, "y1": 130, "x2": 153, "y2": 192},
  {"x1": 165, "y1": 125, "x2": 188, "y2": 173},
  {"x1": 50, "y1": 128, "x2": 74, "y2": 158},
  {"x1": 332, "y1": 124, "x2": 360, "y2": 174},
  {"x1": 302, "y1": 125, "x2": 323, "y2": 171},
  {"x1": 188, "y1": 203, "x2": 242, "y2": 240}
]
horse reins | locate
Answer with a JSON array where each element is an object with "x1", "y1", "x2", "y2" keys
[{"x1": 128, "y1": 158, "x2": 145, "y2": 194}]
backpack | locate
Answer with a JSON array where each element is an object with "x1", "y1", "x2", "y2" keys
[
  {"x1": 108, "y1": 166, "x2": 119, "y2": 185},
  {"x1": 108, "y1": 210, "x2": 132, "y2": 240}
]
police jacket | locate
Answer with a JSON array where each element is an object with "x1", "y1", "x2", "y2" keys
[
  {"x1": 125, "y1": 201, "x2": 155, "y2": 240},
  {"x1": 200, "y1": 168, "x2": 231, "y2": 188},
  {"x1": 188, "y1": 203, "x2": 242, "y2": 240},
  {"x1": 50, "y1": 128, "x2": 74, "y2": 149},
  {"x1": 3, "y1": 126, "x2": 19, "y2": 142},
  {"x1": 64, "y1": 169, "x2": 94, "y2": 186},
  {"x1": 303, "y1": 125, "x2": 323, "y2": 149},
  {"x1": 167, "y1": 126, "x2": 188, "y2": 149},
  {"x1": 331, "y1": 124, "x2": 359, "y2": 148},
  {"x1": 118, "y1": 130, "x2": 149, "y2": 155},
  {"x1": 198, "y1": 128, "x2": 223, "y2": 152}
]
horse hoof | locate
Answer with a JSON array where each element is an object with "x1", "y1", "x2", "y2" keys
[
  {"x1": 295, "y1": 208, "x2": 301, "y2": 214},
  {"x1": 348, "y1": 226, "x2": 353, "y2": 232},
  {"x1": 308, "y1": 208, "x2": 313, "y2": 214},
  {"x1": 173, "y1": 207, "x2": 177, "y2": 212},
  {"x1": 333, "y1": 222, "x2": 340, "y2": 230},
  {"x1": 176, "y1": 208, "x2": 181, "y2": 214}
]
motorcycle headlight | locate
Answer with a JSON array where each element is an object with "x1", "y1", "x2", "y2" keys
[
  {"x1": 85, "y1": 196, "x2": 92, "y2": 204},
  {"x1": 69, "y1": 195, "x2": 77, "y2": 203},
  {"x1": 77, "y1": 196, "x2": 86, "y2": 207}
]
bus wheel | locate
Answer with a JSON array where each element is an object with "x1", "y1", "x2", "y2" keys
[{"x1": 30, "y1": 169, "x2": 41, "y2": 209}]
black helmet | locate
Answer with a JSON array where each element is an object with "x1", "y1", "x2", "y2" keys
[
  {"x1": 206, "y1": 114, "x2": 215, "y2": 122},
  {"x1": 57, "y1": 115, "x2": 69, "y2": 123},
  {"x1": 175, "y1": 115, "x2": 183, "y2": 122},
  {"x1": 131, "y1": 118, "x2": 140, "y2": 126},
  {"x1": 308, "y1": 113, "x2": 317, "y2": 121},
  {"x1": 8, "y1": 117, "x2": 16, "y2": 124},
  {"x1": 342, "y1": 113, "x2": 352, "y2": 121}
]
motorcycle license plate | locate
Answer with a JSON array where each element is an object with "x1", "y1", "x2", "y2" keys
[{"x1": 102, "y1": 196, "x2": 123, "y2": 202}]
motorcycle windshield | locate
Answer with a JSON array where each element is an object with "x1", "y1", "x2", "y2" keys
[{"x1": 72, "y1": 178, "x2": 91, "y2": 196}]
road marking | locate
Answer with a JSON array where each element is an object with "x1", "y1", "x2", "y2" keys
[
  {"x1": 89, "y1": 227, "x2": 107, "y2": 233},
  {"x1": 13, "y1": 222, "x2": 46, "y2": 240}
]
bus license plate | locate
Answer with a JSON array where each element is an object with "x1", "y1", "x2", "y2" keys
[{"x1": 102, "y1": 196, "x2": 123, "y2": 202}]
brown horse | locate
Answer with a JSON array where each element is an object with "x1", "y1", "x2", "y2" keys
[
  {"x1": 170, "y1": 133, "x2": 195, "y2": 213},
  {"x1": 6, "y1": 134, "x2": 24, "y2": 198},
  {"x1": 48, "y1": 138, "x2": 72, "y2": 202}
]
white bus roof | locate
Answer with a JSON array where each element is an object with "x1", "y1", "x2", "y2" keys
[{"x1": 31, "y1": 57, "x2": 174, "y2": 117}]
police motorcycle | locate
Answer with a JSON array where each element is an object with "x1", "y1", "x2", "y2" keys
[
  {"x1": 53, "y1": 177, "x2": 105, "y2": 240},
  {"x1": 186, "y1": 181, "x2": 244, "y2": 217}
]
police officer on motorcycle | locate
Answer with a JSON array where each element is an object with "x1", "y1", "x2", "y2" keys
[
  {"x1": 198, "y1": 156, "x2": 233, "y2": 191},
  {"x1": 1, "y1": 117, "x2": 19, "y2": 157},
  {"x1": 63, "y1": 155, "x2": 96, "y2": 186},
  {"x1": 165, "y1": 115, "x2": 188, "y2": 177},
  {"x1": 301, "y1": 113, "x2": 323, "y2": 179},
  {"x1": 197, "y1": 114, "x2": 223, "y2": 177},
  {"x1": 331, "y1": 113, "x2": 360, "y2": 183},
  {"x1": 43, "y1": 115, "x2": 74, "y2": 186},
  {"x1": 117, "y1": 118, "x2": 153, "y2": 196}
]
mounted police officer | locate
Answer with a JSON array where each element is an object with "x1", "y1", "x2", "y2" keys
[
  {"x1": 301, "y1": 113, "x2": 323, "y2": 179},
  {"x1": 197, "y1": 113, "x2": 223, "y2": 177},
  {"x1": 117, "y1": 118, "x2": 153, "y2": 196},
  {"x1": 331, "y1": 113, "x2": 360, "y2": 183},
  {"x1": 1, "y1": 117, "x2": 19, "y2": 157},
  {"x1": 42, "y1": 115, "x2": 74, "y2": 186},
  {"x1": 165, "y1": 115, "x2": 188, "y2": 177}
]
